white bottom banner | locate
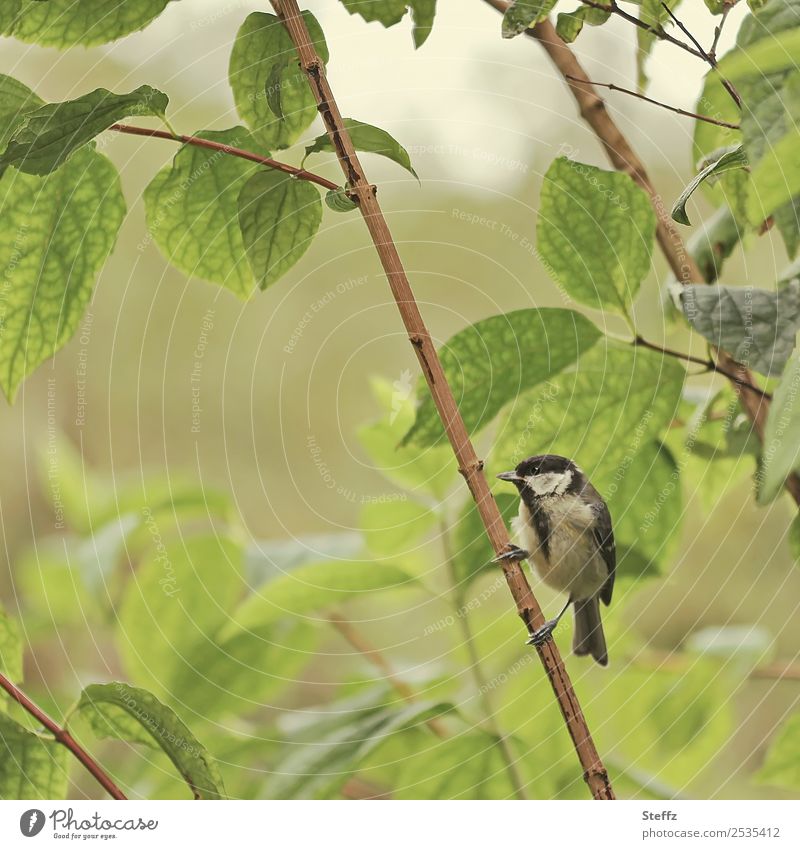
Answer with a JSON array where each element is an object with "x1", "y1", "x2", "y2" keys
[{"x1": 0, "y1": 800, "x2": 796, "y2": 848}]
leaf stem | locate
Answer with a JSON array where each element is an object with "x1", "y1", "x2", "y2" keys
[
  {"x1": 440, "y1": 523, "x2": 528, "y2": 800},
  {"x1": 564, "y1": 74, "x2": 740, "y2": 129},
  {"x1": 633, "y1": 335, "x2": 772, "y2": 400},
  {"x1": 108, "y1": 123, "x2": 339, "y2": 192},
  {"x1": 0, "y1": 672, "x2": 127, "y2": 800}
]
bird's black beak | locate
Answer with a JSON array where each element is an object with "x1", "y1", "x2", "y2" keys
[{"x1": 496, "y1": 471, "x2": 521, "y2": 483}]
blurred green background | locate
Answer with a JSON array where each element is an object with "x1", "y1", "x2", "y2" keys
[{"x1": 0, "y1": 0, "x2": 798, "y2": 800}]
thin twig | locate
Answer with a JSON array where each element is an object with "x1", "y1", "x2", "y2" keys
[
  {"x1": 634, "y1": 336, "x2": 772, "y2": 400},
  {"x1": 109, "y1": 123, "x2": 339, "y2": 192},
  {"x1": 564, "y1": 74, "x2": 739, "y2": 129},
  {"x1": 660, "y1": 2, "x2": 742, "y2": 108},
  {"x1": 0, "y1": 672, "x2": 127, "y2": 800},
  {"x1": 272, "y1": 0, "x2": 615, "y2": 801},
  {"x1": 326, "y1": 612, "x2": 449, "y2": 739},
  {"x1": 480, "y1": 0, "x2": 800, "y2": 506},
  {"x1": 708, "y1": 2, "x2": 734, "y2": 63}
]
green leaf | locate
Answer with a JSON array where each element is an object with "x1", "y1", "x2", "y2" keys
[
  {"x1": 360, "y1": 499, "x2": 436, "y2": 558},
  {"x1": 0, "y1": 714, "x2": 67, "y2": 799},
  {"x1": 143, "y1": 127, "x2": 265, "y2": 299},
  {"x1": 790, "y1": 515, "x2": 800, "y2": 563},
  {"x1": 758, "y1": 355, "x2": 800, "y2": 503},
  {"x1": 537, "y1": 157, "x2": 657, "y2": 315},
  {"x1": 747, "y1": 127, "x2": 800, "y2": 225},
  {"x1": 0, "y1": 74, "x2": 43, "y2": 152},
  {"x1": 718, "y1": 27, "x2": 800, "y2": 82},
  {"x1": 325, "y1": 186, "x2": 358, "y2": 212},
  {"x1": 555, "y1": 5, "x2": 610, "y2": 43},
  {"x1": 636, "y1": 1, "x2": 683, "y2": 90},
  {"x1": 266, "y1": 699, "x2": 452, "y2": 799},
  {"x1": 357, "y1": 377, "x2": 456, "y2": 500},
  {"x1": 0, "y1": 607, "x2": 22, "y2": 685},
  {"x1": 1, "y1": 0, "x2": 175, "y2": 48},
  {"x1": 501, "y1": 1, "x2": 556, "y2": 39},
  {"x1": 75, "y1": 683, "x2": 226, "y2": 799},
  {"x1": 224, "y1": 560, "x2": 417, "y2": 639},
  {"x1": 339, "y1": 0, "x2": 408, "y2": 26},
  {"x1": 305, "y1": 118, "x2": 419, "y2": 181},
  {"x1": 0, "y1": 146, "x2": 126, "y2": 402},
  {"x1": 410, "y1": 0, "x2": 436, "y2": 47},
  {"x1": 237, "y1": 170, "x2": 322, "y2": 291},
  {"x1": 229, "y1": 11, "x2": 328, "y2": 150},
  {"x1": 403, "y1": 307, "x2": 601, "y2": 447},
  {"x1": 672, "y1": 145, "x2": 749, "y2": 226},
  {"x1": 756, "y1": 712, "x2": 800, "y2": 790},
  {"x1": 0, "y1": 86, "x2": 168, "y2": 176},
  {"x1": 680, "y1": 281, "x2": 800, "y2": 378},
  {"x1": 117, "y1": 536, "x2": 244, "y2": 697},
  {"x1": 493, "y1": 345, "x2": 685, "y2": 576}
]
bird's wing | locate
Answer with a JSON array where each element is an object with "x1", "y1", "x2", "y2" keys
[{"x1": 591, "y1": 499, "x2": 616, "y2": 606}]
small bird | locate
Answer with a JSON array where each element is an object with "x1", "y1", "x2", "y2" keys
[{"x1": 496, "y1": 454, "x2": 615, "y2": 666}]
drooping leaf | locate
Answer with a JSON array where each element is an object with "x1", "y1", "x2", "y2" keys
[
  {"x1": 403, "y1": 308, "x2": 601, "y2": 447},
  {"x1": 266, "y1": 699, "x2": 453, "y2": 799},
  {"x1": 143, "y1": 127, "x2": 265, "y2": 299},
  {"x1": 0, "y1": 147, "x2": 126, "y2": 402},
  {"x1": 1, "y1": 0, "x2": 176, "y2": 49},
  {"x1": 636, "y1": 1, "x2": 683, "y2": 90},
  {"x1": 229, "y1": 11, "x2": 328, "y2": 150},
  {"x1": 222, "y1": 560, "x2": 417, "y2": 640},
  {"x1": 537, "y1": 157, "x2": 657, "y2": 315},
  {"x1": 0, "y1": 714, "x2": 67, "y2": 799},
  {"x1": 501, "y1": 1, "x2": 556, "y2": 39},
  {"x1": 339, "y1": 0, "x2": 408, "y2": 26},
  {"x1": 237, "y1": 170, "x2": 323, "y2": 291},
  {"x1": 756, "y1": 712, "x2": 800, "y2": 790},
  {"x1": 117, "y1": 535, "x2": 244, "y2": 697},
  {"x1": 680, "y1": 280, "x2": 800, "y2": 377},
  {"x1": 75, "y1": 683, "x2": 226, "y2": 799},
  {"x1": 0, "y1": 86, "x2": 168, "y2": 176},
  {"x1": 758, "y1": 355, "x2": 800, "y2": 503},
  {"x1": 325, "y1": 186, "x2": 358, "y2": 212},
  {"x1": 672, "y1": 145, "x2": 749, "y2": 226},
  {"x1": 0, "y1": 73, "x2": 43, "y2": 152},
  {"x1": 410, "y1": 0, "x2": 437, "y2": 47},
  {"x1": 555, "y1": 5, "x2": 610, "y2": 43},
  {"x1": 305, "y1": 119, "x2": 419, "y2": 180}
]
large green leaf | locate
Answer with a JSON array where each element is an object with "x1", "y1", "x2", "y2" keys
[
  {"x1": 0, "y1": 147, "x2": 126, "y2": 402},
  {"x1": 223, "y1": 560, "x2": 416, "y2": 640},
  {"x1": 501, "y1": 1, "x2": 556, "y2": 38},
  {"x1": 75, "y1": 683, "x2": 226, "y2": 799},
  {"x1": 0, "y1": 607, "x2": 22, "y2": 686},
  {"x1": 537, "y1": 157, "x2": 656, "y2": 315},
  {"x1": 0, "y1": 86, "x2": 168, "y2": 176},
  {"x1": 229, "y1": 11, "x2": 328, "y2": 150},
  {"x1": 0, "y1": 74, "x2": 43, "y2": 152},
  {"x1": 117, "y1": 535, "x2": 244, "y2": 697},
  {"x1": 144, "y1": 127, "x2": 265, "y2": 299},
  {"x1": 237, "y1": 170, "x2": 323, "y2": 291},
  {"x1": 403, "y1": 308, "x2": 601, "y2": 447},
  {"x1": 1, "y1": 0, "x2": 175, "y2": 48},
  {"x1": 493, "y1": 345, "x2": 685, "y2": 575},
  {"x1": 305, "y1": 119, "x2": 418, "y2": 180},
  {"x1": 0, "y1": 714, "x2": 67, "y2": 799},
  {"x1": 758, "y1": 356, "x2": 800, "y2": 503},
  {"x1": 680, "y1": 281, "x2": 800, "y2": 377},
  {"x1": 755, "y1": 712, "x2": 800, "y2": 790}
]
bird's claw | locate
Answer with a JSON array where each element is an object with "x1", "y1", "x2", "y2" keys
[
  {"x1": 526, "y1": 619, "x2": 558, "y2": 647},
  {"x1": 492, "y1": 545, "x2": 529, "y2": 564}
]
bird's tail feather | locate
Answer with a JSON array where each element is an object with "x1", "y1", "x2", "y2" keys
[{"x1": 573, "y1": 596, "x2": 608, "y2": 666}]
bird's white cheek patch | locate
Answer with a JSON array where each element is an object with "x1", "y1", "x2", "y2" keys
[{"x1": 525, "y1": 469, "x2": 573, "y2": 496}]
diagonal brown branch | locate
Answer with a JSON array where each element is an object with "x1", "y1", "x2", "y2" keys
[
  {"x1": 271, "y1": 0, "x2": 615, "y2": 801},
  {"x1": 481, "y1": 0, "x2": 800, "y2": 507},
  {"x1": 0, "y1": 672, "x2": 127, "y2": 800}
]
